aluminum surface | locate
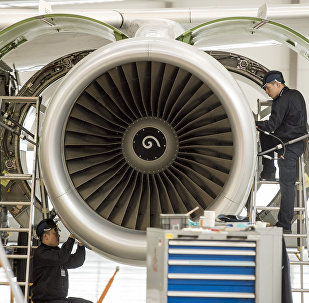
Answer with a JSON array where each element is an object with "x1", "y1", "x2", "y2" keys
[{"x1": 40, "y1": 38, "x2": 256, "y2": 264}]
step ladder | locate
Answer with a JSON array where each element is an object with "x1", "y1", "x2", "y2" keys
[
  {"x1": 0, "y1": 96, "x2": 42, "y2": 302},
  {"x1": 0, "y1": 239, "x2": 24, "y2": 303},
  {"x1": 250, "y1": 98, "x2": 309, "y2": 303}
]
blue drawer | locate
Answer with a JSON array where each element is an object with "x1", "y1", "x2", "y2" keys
[
  {"x1": 168, "y1": 265, "x2": 255, "y2": 275},
  {"x1": 168, "y1": 279, "x2": 255, "y2": 293},
  {"x1": 169, "y1": 254, "x2": 255, "y2": 261},
  {"x1": 168, "y1": 297, "x2": 255, "y2": 303}
]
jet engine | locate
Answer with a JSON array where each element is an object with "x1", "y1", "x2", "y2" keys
[{"x1": 40, "y1": 38, "x2": 256, "y2": 264}]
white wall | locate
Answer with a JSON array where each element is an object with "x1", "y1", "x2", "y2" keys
[
  {"x1": 297, "y1": 54, "x2": 309, "y2": 110},
  {"x1": 171, "y1": 0, "x2": 292, "y2": 6}
]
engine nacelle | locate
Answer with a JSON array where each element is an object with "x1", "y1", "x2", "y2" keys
[{"x1": 40, "y1": 38, "x2": 256, "y2": 265}]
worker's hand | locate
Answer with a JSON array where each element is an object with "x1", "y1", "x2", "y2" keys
[
  {"x1": 69, "y1": 234, "x2": 75, "y2": 239},
  {"x1": 77, "y1": 241, "x2": 83, "y2": 246},
  {"x1": 280, "y1": 155, "x2": 285, "y2": 159}
]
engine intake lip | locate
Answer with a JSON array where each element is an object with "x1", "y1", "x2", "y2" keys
[{"x1": 40, "y1": 38, "x2": 256, "y2": 264}]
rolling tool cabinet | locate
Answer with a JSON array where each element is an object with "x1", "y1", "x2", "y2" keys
[{"x1": 146, "y1": 227, "x2": 282, "y2": 303}]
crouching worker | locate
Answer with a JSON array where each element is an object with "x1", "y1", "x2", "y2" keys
[{"x1": 32, "y1": 218, "x2": 92, "y2": 303}]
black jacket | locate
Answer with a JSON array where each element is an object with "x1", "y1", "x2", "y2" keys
[
  {"x1": 256, "y1": 87, "x2": 307, "y2": 141},
  {"x1": 32, "y1": 237, "x2": 85, "y2": 302}
]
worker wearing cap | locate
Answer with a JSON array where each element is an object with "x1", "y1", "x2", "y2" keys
[
  {"x1": 32, "y1": 218, "x2": 92, "y2": 303},
  {"x1": 256, "y1": 70, "x2": 307, "y2": 233}
]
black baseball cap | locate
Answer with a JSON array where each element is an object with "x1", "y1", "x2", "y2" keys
[
  {"x1": 262, "y1": 70, "x2": 285, "y2": 88},
  {"x1": 36, "y1": 218, "x2": 57, "y2": 238}
]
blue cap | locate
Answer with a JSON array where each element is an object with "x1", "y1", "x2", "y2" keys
[
  {"x1": 262, "y1": 70, "x2": 285, "y2": 88},
  {"x1": 36, "y1": 218, "x2": 57, "y2": 238}
]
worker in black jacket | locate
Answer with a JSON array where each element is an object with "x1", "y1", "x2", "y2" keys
[
  {"x1": 256, "y1": 70, "x2": 307, "y2": 233},
  {"x1": 32, "y1": 218, "x2": 93, "y2": 303}
]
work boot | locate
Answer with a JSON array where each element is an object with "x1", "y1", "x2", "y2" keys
[
  {"x1": 283, "y1": 229, "x2": 292, "y2": 234},
  {"x1": 260, "y1": 170, "x2": 276, "y2": 181},
  {"x1": 275, "y1": 222, "x2": 292, "y2": 234}
]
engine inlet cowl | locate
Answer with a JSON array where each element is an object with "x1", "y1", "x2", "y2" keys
[{"x1": 40, "y1": 38, "x2": 256, "y2": 264}]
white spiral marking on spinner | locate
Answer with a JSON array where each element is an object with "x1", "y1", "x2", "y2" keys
[{"x1": 142, "y1": 136, "x2": 161, "y2": 149}]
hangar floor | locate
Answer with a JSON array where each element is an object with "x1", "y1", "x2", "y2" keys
[{"x1": 0, "y1": 245, "x2": 308, "y2": 303}]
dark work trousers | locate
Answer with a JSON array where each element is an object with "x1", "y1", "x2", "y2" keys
[
  {"x1": 282, "y1": 238, "x2": 293, "y2": 303},
  {"x1": 34, "y1": 298, "x2": 93, "y2": 303},
  {"x1": 260, "y1": 132, "x2": 277, "y2": 175},
  {"x1": 259, "y1": 132, "x2": 304, "y2": 230}
]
